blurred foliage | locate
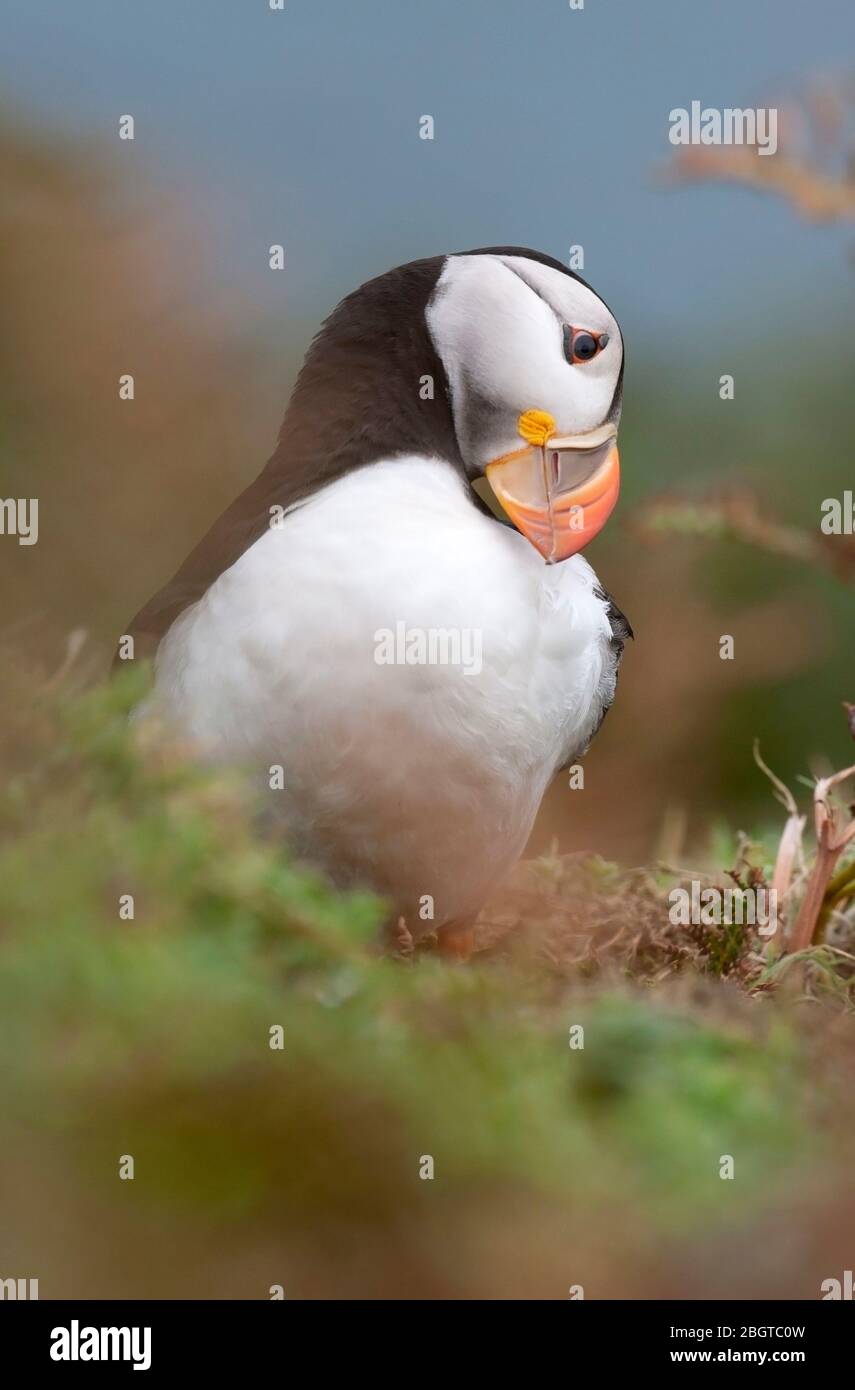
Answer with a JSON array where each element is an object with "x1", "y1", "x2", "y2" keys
[
  {"x1": 661, "y1": 74, "x2": 855, "y2": 228},
  {"x1": 0, "y1": 119, "x2": 303, "y2": 652},
  {"x1": 0, "y1": 665, "x2": 854, "y2": 1297}
]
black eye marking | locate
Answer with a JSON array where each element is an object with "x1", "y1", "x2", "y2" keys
[{"x1": 563, "y1": 324, "x2": 610, "y2": 365}]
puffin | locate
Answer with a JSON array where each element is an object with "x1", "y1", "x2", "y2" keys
[{"x1": 123, "y1": 247, "x2": 630, "y2": 958}]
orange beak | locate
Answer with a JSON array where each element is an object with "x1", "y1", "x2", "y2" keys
[{"x1": 484, "y1": 422, "x2": 620, "y2": 563}]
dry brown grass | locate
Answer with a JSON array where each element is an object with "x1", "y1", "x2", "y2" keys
[{"x1": 660, "y1": 75, "x2": 855, "y2": 229}]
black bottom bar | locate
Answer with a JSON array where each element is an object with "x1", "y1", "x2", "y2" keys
[{"x1": 1, "y1": 1298, "x2": 847, "y2": 1375}]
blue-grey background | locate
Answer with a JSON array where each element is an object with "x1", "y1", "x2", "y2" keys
[{"x1": 6, "y1": 0, "x2": 854, "y2": 339}]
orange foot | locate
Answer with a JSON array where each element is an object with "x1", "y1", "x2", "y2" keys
[{"x1": 436, "y1": 922, "x2": 477, "y2": 963}]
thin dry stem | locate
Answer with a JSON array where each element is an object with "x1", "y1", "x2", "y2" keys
[{"x1": 789, "y1": 764, "x2": 855, "y2": 952}]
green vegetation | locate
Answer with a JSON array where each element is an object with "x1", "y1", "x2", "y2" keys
[{"x1": 1, "y1": 666, "x2": 852, "y2": 1298}]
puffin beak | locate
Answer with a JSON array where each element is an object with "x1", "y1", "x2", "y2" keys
[{"x1": 484, "y1": 421, "x2": 620, "y2": 563}]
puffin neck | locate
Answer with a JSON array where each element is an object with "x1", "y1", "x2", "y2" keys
[{"x1": 267, "y1": 255, "x2": 463, "y2": 499}]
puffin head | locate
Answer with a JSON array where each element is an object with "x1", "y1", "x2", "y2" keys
[
  {"x1": 427, "y1": 247, "x2": 623, "y2": 563},
  {"x1": 123, "y1": 248, "x2": 624, "y2": 653}
]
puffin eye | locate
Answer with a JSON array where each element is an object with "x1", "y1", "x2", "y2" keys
[{"x1": 563, "y1": 324, "x2": 609, "y2": 366}]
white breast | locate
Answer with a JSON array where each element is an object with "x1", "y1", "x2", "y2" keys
[{"x1": 150, "y1": 455, "x2": 617, "y2": 932}]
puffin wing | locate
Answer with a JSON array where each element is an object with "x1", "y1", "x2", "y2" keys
[{"x1": 595, "y1": 583, "x2": 634, "y2": 654}]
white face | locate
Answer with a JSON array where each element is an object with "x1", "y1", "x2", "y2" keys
[{"x1": 426, "y1": 253, "x2": 623, "y2": 475}]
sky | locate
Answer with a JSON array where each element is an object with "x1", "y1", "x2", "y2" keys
[{"x1": 5, "y1": 0, "x2": 854, "y2": 353}]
